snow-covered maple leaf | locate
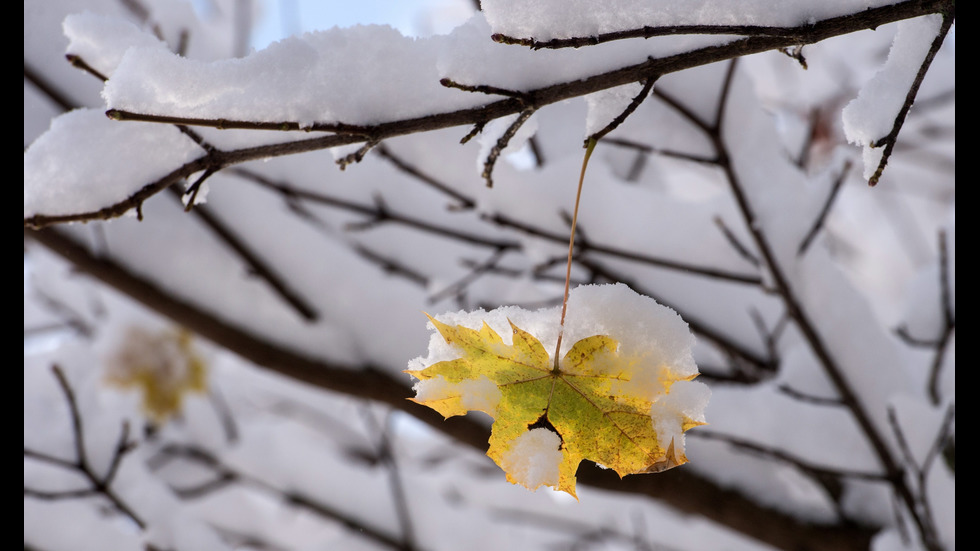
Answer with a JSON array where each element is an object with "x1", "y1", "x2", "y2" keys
[{"x1": 406, "y1": 284, "x2": 709, "y2": 498}]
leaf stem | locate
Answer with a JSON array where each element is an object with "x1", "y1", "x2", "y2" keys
[{"x1": 554, "y1": 137, "x2": 597, "y2": 370}]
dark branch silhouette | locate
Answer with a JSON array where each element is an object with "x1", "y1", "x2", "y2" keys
[{"x1": 24, "y1": 365, "x2": 144, "y2": 529}]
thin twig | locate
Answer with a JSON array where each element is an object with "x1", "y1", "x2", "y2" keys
[
  {"x1": 349, "y1": 242, "x2": 431, "y2": 287},
  {"x1": 182, "y1": 167, "x2": 218, "y2": 211},
  {"x1": 586, "y1": 76, "x2": 657, "y2": 144},
  {"x1": 459, "y1": 120, "x2": 487, "y2": 144},
  {"x1": 364, "y1": 409, "x2": 418, "y2": 551},
  {"x1": 928, "y1": 230, "x2": 954, "y2": 405},
  {"x1": 692, "y1": 429, "x2": 887, "y2": 482},
  {"x1": 483, "y1": 212, "x2": 762, "y2": 284},
  {"x1": 439, "y1": 78, "x2": 531, "y2": 101},
  {"x1": 337, "y1": 139, "x2": 380, "y2": 170},
  {"x1": 798, "y1": 160, "x2": 852, "y2": 255},
  {"x1": 748, "y1": 308, "x2": 779, "y2": 371},
  {"x1": 886, "y1": 405, "x2": 940, "y2": 543},
  {"x1": 894, "y1": 325, "x2": 942, "y2": 347},
  {"x1": 492, "y1": 24, "x2": 807, "y2": 50},
  {"x1": 230, "y1": 167, "x2": 517, "y2": 250},
  {"x1": 24, "y1": 365, "x2": 145, "y2": 529},
  {"x1": 154, "y1": 443, "x2": 416, "y2": 550},
  {"x1": 65, "y1": 54, "x2": 108, "y2": 81},
  {"x1": 921, "y1": 403, "x2": 954, "y2": 476},
  {"x1": 165, "y1": 186, "x2": 320, "y2": 322},
  {"x1": 24, "y1": 63, "x2": 75, "y2": 112},
  {"x1": 714, "y1": 216, "x2": 760, "y2": 267},
  {"x1": 208, "y1": 385, "x2": 240, "y2": 444},
  {"x1": 105, "y1": 108, "x2": 377, "y2": 134},
  {"x1": 868, "y1": 11, "x2": 955, "y2": 186},
  {"x1": 527, "y1": 135, "x2": 546, "y2": 167},
  {"x1": 776, "y1": 384, "x2": 844, "y2": 406},
  {"x1": 459, "y1": 258, "x2": 588, "y2": 287},
  {"x1": 600, "y1": 137, "x2": 719, "y2": 165},
  {"x1": 780, "y1": 45, "x2": 808, "y2": 69},
  {"x1": 26, "y1": 286, "x2": 95, "y2": 339},
  {"x1": 374, "y1": 144, "x2": 475, "y2": 209},
  {"x1": 482, "y1": 108, "x2": 536, "y2": 187},
  {"x1": 428, "y1": 248, "x2": 507, "y2": 304}
]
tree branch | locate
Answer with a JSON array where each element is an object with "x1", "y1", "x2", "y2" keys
[
  {"x1": 374, "y1": 145, "x2": 475, "y2": 209},
  {"x1": 482, "y1": 108, "x2": 536, "y2": 187},
  {"x1": 24, "y1": 62, "x2": 75, "y2": 113},
  {"x1": 928, "y1": 230, "x2": 954, "y2": 405},
  {"x1": 868, "y1": 10, "x2": 955, "y2": 186},
  {"x1": 152, "y1": 443, "x2": 418, "y2": 550},
  {"x1": 24, "y1": 365, "x2": 144, "y2": 529},
  {"x1": 588, "y1": 77, "x2": 656, "y2": 144},
  {"x1": 798, "y1": 160, "x2": 852, "y2": 256},
  {"x1": 490, "y1": 0, "x2": 950, "y2": 50}
]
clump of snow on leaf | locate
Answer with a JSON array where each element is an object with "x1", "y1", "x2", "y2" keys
[
  {"x1": 499, "y1": 428, "x2": 564, "y2": 490},
  {"x1": 562, "y1": 283, "x2": 700, "y2": 392},
  {"x1": 412, "y1": 374, "x2": 503, "y2": 417},
  {"x1": 651, "y1": 380, "x2": 711, "y2": 455}
]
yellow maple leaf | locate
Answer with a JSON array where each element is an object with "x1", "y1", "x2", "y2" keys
[
  {"x1": 105, "y1": 326, "x2": 208, "y2": 423},
  {"x1": 406, "y1": 314, "x2": 705, "y2": 498}
]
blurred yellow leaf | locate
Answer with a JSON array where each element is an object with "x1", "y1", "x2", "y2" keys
[{"x1": 105, "y1": 327, "x2": 207, "y2": 423}]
